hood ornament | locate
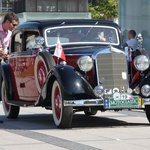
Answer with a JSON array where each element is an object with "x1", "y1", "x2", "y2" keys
[{"x1": 109, "y1": 42, "x2": 113, "y2": 52}]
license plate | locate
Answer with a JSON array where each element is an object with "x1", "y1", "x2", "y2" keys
[{"x1": 104, "y1": 93, "x2": 140, "y2": 109}]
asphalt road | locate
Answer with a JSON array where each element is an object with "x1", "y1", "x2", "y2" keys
[{"x1": 0, "y1": 103, "x2": 150, "y2": 150}]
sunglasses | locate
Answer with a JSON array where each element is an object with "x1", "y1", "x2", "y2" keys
[
  {"x1": 9, "y1": 21, "x2": 18, "y2": 27},
  {"x1": 12, "y1": 23, "x2": 18, "y2": 27}
]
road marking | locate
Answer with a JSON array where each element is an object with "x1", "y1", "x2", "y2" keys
[{"x1": 5, "y1": 129, "x2": 101, "y2": 150}]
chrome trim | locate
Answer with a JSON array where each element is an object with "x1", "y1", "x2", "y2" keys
[
  {"x1": 44, "y1": 25, "x2": 120, "y2": 47},
  {"x1": 140, "y1": 98, "x2": 150, "y2": 108},
  {"x1": 92, "y1": 46, "x2": 125, "y2": 60},
  {"x1": 63, "y1": 54, "x2": 90, "y2": 56},
  {"x1": 143, "y1": 98, "x2": 150, "y2": 103},
  {"x1": 95, "y1": 58, "x2": 100, "y2": 86},
  {"x1": 64, "y1": 99, "x2": 103, "y2": 107},
  {"x1": 92, "y1": 47, "x2": 129, "y2": 88}
]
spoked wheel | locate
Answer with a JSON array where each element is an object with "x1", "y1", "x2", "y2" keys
[
  {"x1": 84, "y1": 110, "x2": 98, "y2": 116},
  {"x1": 34, "y1": 55, "x2": 48, "y2": 93},
  {"x1": 145, "y1": 105, "x2": 150, "y2": 123},
  {"x1": 34, "y1": 52, "x2": 56, "y2": 93},
  {"x1": 51, "y1": 80, "x2": 73, "y2": 128},
  {"x1": 1, "y1": 81, "x2": 20, "y2": 119}
]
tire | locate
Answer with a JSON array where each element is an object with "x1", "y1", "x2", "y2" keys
[
  {"x1": 84, "y1": 110, "x2": 98, "y2": 116},
  {"x1": 1, "y1": 81, "x2": 20, "y2": 119},
  {"x1": 34, "y1": 52, "x2": 56, "y2": 93},
  {"x1": 145, "y1": 105, "x2": 150, "y2": 123},
  {"x1": 51, "y1": 80, "x2": 73, "y2": 128}
]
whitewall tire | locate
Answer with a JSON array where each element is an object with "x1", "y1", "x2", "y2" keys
[{"x1": 51, "y1": 80, "x2": 73, "y2": 128}]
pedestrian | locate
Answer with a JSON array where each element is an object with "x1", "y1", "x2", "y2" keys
[
  {"x1": 123, "y1": 30, "x2": 138, "y2": 51},
  {"x1": 0, "y1": 12, "x2": 19, "y2": 106},
  {"x1": 0, "y1": 12, "x2": 19, "y2": 59}
]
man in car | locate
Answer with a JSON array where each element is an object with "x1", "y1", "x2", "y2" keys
[{"x1": 0, "y1": 12, "x2": 19, "y2": 59}]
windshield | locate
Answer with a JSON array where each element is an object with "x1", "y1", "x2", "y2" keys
[{"x1": 44, "y1": 26, "x2": 119, "y2": 47}]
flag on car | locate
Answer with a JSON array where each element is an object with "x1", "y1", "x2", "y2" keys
[{"x1": 54, "y1": 37, "x2": 66, "y2": 61}]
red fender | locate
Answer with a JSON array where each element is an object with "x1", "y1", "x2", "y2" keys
[{"x1": 130, "y1": 71, "x2": 140, "y2": 85}]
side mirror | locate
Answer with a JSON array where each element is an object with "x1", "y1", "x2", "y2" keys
[{"x1": 35, "y1": 36, "x2": 45, "y2": 47}]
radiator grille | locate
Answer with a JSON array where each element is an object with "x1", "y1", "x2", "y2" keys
[{"x1": 96, "y1": 53, "x2": 128, "y2": 90}]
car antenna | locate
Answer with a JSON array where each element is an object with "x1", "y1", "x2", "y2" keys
[
  {"x1": 47, "y1": 22, "x2": 65, "y2": 35},
  {"x1": 85, "y1": 21, "x2": 98, "y2": 37}
]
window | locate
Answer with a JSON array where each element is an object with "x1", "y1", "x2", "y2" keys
[
  {"x1": 14, "y1": 32, "x2": 22, "y2": 52},
  {"x1": 24, "y1": 31, "x2": 39, "y2": 50}
]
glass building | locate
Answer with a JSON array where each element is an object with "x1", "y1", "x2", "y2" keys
[{"x1": 118, "y1": 0, "x2": 150, "y2": 52}]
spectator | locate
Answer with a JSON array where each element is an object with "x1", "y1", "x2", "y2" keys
[
  {"x1": 0, "y1": 12, "x2": 19, "y2": 59},
  {"x1": 124, "y1": 30, "x2": 138, "y2": 50}
]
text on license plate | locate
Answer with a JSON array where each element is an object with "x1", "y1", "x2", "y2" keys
[{"x1": 104, "y1": 92, "x2": 140, "y2": 109}]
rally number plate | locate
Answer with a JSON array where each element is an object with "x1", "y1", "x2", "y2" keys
[{"x1": 104, "y1": 93, "x2": 140, "y2": 109}]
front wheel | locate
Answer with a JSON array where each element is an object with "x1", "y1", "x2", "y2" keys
[
  {"x1": 1, "y1": 81, "x2": 20, "y2": 118},
  {"x1": 84, "y1": 110, "x2": 98, "y2": 116},
  {"x1": 51, "y1": 80, "x2": 73, "y2": 128},
  {"x1": 145, "y1": 105, "x2": 150, "y2": 123}
]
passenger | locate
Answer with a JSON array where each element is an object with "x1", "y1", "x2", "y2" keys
[
  {"x1": 123, "y1": 30, "x2": 138, "y2": 50},
  {"x1": 97, "y1": 32, "x2": 106, "y2": 42},
  {"x1": 0, "y1": 12, "x2": 19, "y2": 58}
]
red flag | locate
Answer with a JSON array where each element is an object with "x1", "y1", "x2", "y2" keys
[{"x1": 54, "y1": 37, "x2": 66, "y2": 61}]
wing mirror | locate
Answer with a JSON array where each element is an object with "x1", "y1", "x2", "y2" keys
[{"x1": 35, "y1": 36, "x2": 45, "y2": 47}]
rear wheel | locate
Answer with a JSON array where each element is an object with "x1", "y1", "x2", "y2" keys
[
  {"x1": 145, "y1": 105, "x2": 150, "y2": 123},
  {"x1": 51, "y1": 80, "x2": 73, "y2": 128},
  {"x1": 84, "y1": 110, "x2": 98, "y2": 116},
  {"x1": 34, "y1": 55, "x2": 48, "y2": 93},
  {"x1": 1, "y1": 81, "x2": 20, "y2": 119}
]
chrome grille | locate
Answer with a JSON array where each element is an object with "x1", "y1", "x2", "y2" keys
[{"x1": 96, "y1": 53, "x2": 128, "y2": 90}]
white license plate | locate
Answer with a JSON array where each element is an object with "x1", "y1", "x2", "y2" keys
[{"x1": 113, "y1": 92, "x2": 133, "y2": 101}]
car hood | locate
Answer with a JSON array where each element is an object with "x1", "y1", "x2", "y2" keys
[{"x1": 60, "y1": 45, "x2": 124, "y2": 56}]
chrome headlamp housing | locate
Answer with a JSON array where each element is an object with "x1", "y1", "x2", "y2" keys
[
  {"x1": 141, "y1": 85, "x2": 150, "y2": 97},
  {"x1": 77, "y1": 56, "x2": 93, "y2": 72},
  {"x1": 134, "y1": 55, "x2": 149, "y2": 71}
]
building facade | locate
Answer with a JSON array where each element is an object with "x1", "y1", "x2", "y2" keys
[
  {"x1": 118, "y1": 0, "x2": 150, "y2": 51},
  {"x1": 0, "y1": 0, "x2": 91, "y2": 22}
]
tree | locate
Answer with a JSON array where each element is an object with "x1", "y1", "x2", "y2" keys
[{"x1": 89, "y1": 0, "x2": 118, "y2": 20}]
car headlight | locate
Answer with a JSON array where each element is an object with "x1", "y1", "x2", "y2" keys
[
  {"x1": 141, "y1": 85, "x2": 150, "y2": 97},
  {"x1": 134, "y1": 55, "x2": 149, "y2": 71},
  {"x1": 77, "y1": 56, "x2": 93, "y2": 72}
]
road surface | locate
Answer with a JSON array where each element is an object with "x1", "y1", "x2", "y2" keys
[{"x1": 0, "y1": 103, "x2": 150, "y2": 150}]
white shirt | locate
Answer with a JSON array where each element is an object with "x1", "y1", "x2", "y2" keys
[{"x1": 126, "y1": 38, "x2": 138, "y2": 50}]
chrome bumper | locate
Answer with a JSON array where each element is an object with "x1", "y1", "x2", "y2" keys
[
  {"x1": 64, "y1": 99, "x2": 103, "y2": 107},
  {"x1": 143, "y1": 98, "x2": 150, "y2": 106}
]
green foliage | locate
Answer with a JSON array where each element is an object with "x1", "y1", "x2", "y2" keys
[{"x1": 89, "y1": 0, "x2": 118, "y2": 20}]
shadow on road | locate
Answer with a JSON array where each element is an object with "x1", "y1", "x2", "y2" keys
[{"x1": 0, "y1": 112, "x2": 149, "y2": 130}]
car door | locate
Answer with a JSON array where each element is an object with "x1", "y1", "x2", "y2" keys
[
  {"x1": 9, "y1": 31, "x2": 24, "y2": 100},
  {"x1": 20, "y1": 31, "x2": 40, "y2": 101}
]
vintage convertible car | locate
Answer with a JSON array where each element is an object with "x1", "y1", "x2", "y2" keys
[{"x1": 1, "y1": 20, "x2": 149, "y2": 128}]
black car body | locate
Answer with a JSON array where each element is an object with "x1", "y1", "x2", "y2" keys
[{"x1": 1, "y1": 19, "x2": 148, "y2": 128}]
